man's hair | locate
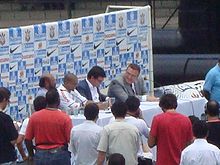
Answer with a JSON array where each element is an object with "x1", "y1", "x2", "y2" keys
[
  {"x1": 33, "y1": 96, "x2": 47, "y2": 111},
  {"x1": 193, "y1": 120, "x2": 208, "y2": 138},
  {"x1": 111, "y1": 101, "x2": 127, "y2": 118},
  {"x1": 84, "y1": 103, "x2": 99, "y2": 120},
  {"x1": 108, "y1": 153, "x2": 125, "y2": 165},
  {"x1": 127, "y1": 63, "x2": 141, "y2": 73},
  {"x1": 87, "y1": 66, "x2": 106, "y2": 79},
  {"x1": 39, "y1": 74, "x2": 53, "y2": 88},
  {"x1": 205, "y1": 100, "x2": 219, "y2": 117},
  {"x1": 0, "y1": 87, "x2": 11, "y2": 102},
  {"x1": 64, "y1": 73, "x2": 77, "y2": 84},
  {"x1": 159, "y1": 94, "x2": 177, "y2": 110},
  {"x1": 46, "y1": 88, "x2": 60, "y2": 106},
  {"x1": 125, "y1": 96, "x2": 140, "y2": 113},
  {"x1": 188, "y1": 115, "x2": 200, "y2": 126}
]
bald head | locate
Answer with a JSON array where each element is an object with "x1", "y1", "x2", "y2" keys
[
  {"x1": 63, "y1": 73, "x2": 78, "y2": 92},
  {"x1": 205, "y1": 100, "x2": 219, "y2": 117}
]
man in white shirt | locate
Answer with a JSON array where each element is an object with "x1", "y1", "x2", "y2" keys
[
  {"x1": 97, "y1": 102, "x2": 140, "y2": 165},
  {"x1": 57, "y1": 73, "x2": 88, "y2": 114},
  {"x1": 180, "y1": 120, "x2": 220, "y2": 165},
  {"x1": 69, "y1": 103, "x2": 102, "y2": 165}
]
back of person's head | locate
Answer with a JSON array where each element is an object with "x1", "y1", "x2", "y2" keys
[
  {"x1": 87, "y1": 66, "x2": 106, "y2": 79},
  {"x1": 0, "y1": 87, "x2": 11, "y2": 102},
  {"x1": 84, "y1": 103, "x2": 99, "y2": 120},
  {"x1": 33, "y1": 96, "x2": 47, "y2": 111},
  {"x1": 125, "y1": 96, "x2": 140, "y2": 113},
  {"x1": 64, "y1": 73, "x2": 77, "y2": 84},
  {"x1": 111, "y1": 101, "x2": 127, "y2": 118},
  {"x1": 46, "y1": 88, "x2": 60, "y2": 106},
  {"x1": 39, "y1": 74, "x2": 55, "y2": 88},
  {"x1": 159, "y1": 93, "x2": 177, "y2": 110},
  {"x1": 108, "y1": 153, "x2": 125, "y2": 165},
  {"x1": 205, "y1": 100, "x2": 219, "y2": 117},
  {"x1": 188, "y1": 115, "x2": 200, "y2": 126},
  {"x1": 127, "y1": 63, "x2": 141, "y2": 73},
  {"x1": 193, "y1": 120, "x2": 208, "y2": 138}
]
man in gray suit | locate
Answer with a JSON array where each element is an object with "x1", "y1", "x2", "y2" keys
[{"x1": 108, "y1": 64, "x2": 149, "y2": 102}]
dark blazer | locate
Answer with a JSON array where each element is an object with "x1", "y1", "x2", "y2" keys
[{"x1": 76, "y1": 79, "x2": 106, "y2": 102}]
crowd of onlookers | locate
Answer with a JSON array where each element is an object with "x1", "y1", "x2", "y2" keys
[{"x1": 2, "y1": 61, "x2": 220, "y2": 165}]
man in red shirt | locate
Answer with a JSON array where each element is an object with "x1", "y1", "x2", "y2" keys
[
  {"x1": 25, "y1": 88, "x2": 73, "y2": 165},
  {"x1": 148, "y1": 94, "x2": 193, "y2": 165}
]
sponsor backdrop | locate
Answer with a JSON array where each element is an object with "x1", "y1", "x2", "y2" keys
[{"x1": 0, "y1": 6, "x2": 153, "y2": 121}]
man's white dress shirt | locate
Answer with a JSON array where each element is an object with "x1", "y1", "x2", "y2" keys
[
  {"x1": 180, "y1": 139, "x2": 220, "y2": 165},
  {"x1": 86, "y1": 78, "x2": 99, "y2": 102}
]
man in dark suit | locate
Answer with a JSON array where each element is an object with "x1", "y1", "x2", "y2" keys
[{"x1": 77, "y1": 66, "x2": 107, "y2": 102}]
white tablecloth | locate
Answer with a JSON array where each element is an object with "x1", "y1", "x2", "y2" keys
[{"x1": 71, "y1": 97, "x2": 207, "y2": 127}]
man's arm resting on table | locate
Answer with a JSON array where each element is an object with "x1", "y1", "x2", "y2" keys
[
  {"x1": 97, "y1": 151, "x2": 106, "y2": 165},
  {"x1": 148, "y1": 134, "x2": 157, "y2": 148}
]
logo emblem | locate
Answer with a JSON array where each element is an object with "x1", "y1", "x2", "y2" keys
[
  {"x1": 96, "y1": 19, "x2": 101, "y2": 32},
  {"x1": 0, "y1": 33, "x2": 6, "y2": 46},
  {"x1": 118, "y1": 16, "x2": 123, "y2": 28},
  {"x1": 73, "y1": 22, "x2": 79, "y2": 35},
  {"x1": 25, "y1": 29, "x2": 31, "y2": 42},
  {"x1": 140, "y1": 13, "x2": 145, "y2": 25},
  {"x1": 10, "y1": 45, "x2": 19, "y2": 54},
  {"x1": 49, "y1": 26, "x2": 55, "y2": 38}
]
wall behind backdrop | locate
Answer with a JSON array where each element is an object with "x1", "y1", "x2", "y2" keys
[{"x1": 0, "y1": 6, "x2": 153, "y2": 121}]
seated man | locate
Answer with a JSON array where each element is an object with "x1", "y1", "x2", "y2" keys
[
  {"x1": 57, "y1": 73, "x2": 88, "y2": 114},
  {"x1": 108, "y1": 63, "x2": 157, "y2": 102},
  {"x1": 36, "y1": 74, "x2": 56, "y2": 97},
  {"x1": 77, "y1": 66, "x2": 107, "y2": 102}
]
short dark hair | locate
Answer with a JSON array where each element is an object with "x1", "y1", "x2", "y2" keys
[
  {"x1": 33, "y1": 96, "x2": 47, "y2": 111},
  {"x1": 205, "y1": 100, "x2": 219, "y2": 117},
  {"x1": 127, "y1": 63, "x2": 141, "y2": 73},
  {"x1": 188, "y1": 115, "x2": 200, "y2": 126},
  {"x1": 84, "y1": 103, "x2": 99, "y2": 120},
  {"x1": 125, "y1": 96, "x2": 140, "y2": 113},
  {"x1": 108, "y1": 153, "x2": 125, "y2": 165},
  {"x1": 111, "y1": 101, "x2": 127, "y2": 118},
  {"x1": 39, "y1": 76, "x2": 46, "y2": 88},
  {"x1": 46, "y1": 88, "x2": 60, "y2": 106},
  {"x1": 159, "y1": 94, "x2": 177, "y2": 110},
  {"x1": 0, "y1": 87, "x2": 11, "y2": 102},
  {"x1": 193, "y1": 120, "x2": 208, "y2": 138},
  {"x1": 87, "y1": 66, "x2": 106, "y2": 79}
]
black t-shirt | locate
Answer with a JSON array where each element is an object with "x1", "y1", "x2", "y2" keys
[
  {"x1": 0, "y1": 111, "x2": 18, "y2": 163},
  {"x1": 207, "y1": 121, "x2": 220, "y2": 149}
]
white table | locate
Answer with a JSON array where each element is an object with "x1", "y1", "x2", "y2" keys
[{"x1": 71, "y1": 97, "x2": 207, "y2": 127}]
